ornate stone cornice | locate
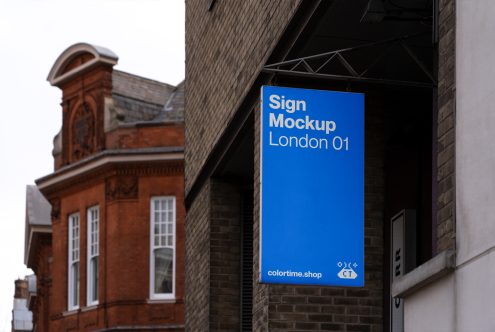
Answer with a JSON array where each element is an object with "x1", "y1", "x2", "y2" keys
[{"x1": 36, "y1": 148, "x2": 183, "y2": 197}]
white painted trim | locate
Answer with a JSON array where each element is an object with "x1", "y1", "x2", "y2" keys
[
  {"x1": 25, "y1": 226, "x2": 51, "y2": 265},
  {"x1": 47, "y1": 43, "x2": 118, "y2": 86},
  {"x1": 146, "y1": 299, "x2": 177, "y2": 304}
]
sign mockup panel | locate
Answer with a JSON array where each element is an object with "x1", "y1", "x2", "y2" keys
[{"x1": 260, "y1": 85, "x2": 364, "y2": 287}]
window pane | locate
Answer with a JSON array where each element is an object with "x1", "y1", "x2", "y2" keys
[
  {"x1": 167, "y1": 223, "x2": 173, "y2": 234},
  {"x1": 91, "y1": 257, "x2": 98, "y2": 302},
  {"x1": 72, "y1": 262, "x2": 79, "y2": 307},
  {"x1": 154, "y1": 247, "x2": 173, "y2": 294}
]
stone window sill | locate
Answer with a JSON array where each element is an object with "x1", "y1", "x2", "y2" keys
[
  {"x1": 146, "y1": 298, "x2": 177, "y2": 304},
  {"x1": 392, "y1": 250, "x2": 456, "y2": 298},
  {"x1": 62, "y1": 309, "x2": 79, "y2": 317},
  {"x1": 81, "y1": 305, "x2": 98, "y2": 312}
]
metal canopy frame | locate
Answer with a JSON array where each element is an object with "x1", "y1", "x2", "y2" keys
[{"x1": 263, "y1": 34, "x2": 436, "y2": 88}]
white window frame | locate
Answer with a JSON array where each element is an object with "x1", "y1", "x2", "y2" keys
[
  {"x1": 150, "y1": 196, "x2": 176, "y2": 300},
  {"x1": 87, "y1": 206, "x2": 99, "y2": 306},
  {"x1": 68, "y1": 213, "x2": 80, "y2": 311}
]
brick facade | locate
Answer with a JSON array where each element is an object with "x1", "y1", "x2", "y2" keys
[
  {"x1": 28, "y1": 44, "x2": 185, "y2": 331},
  {"x1": 436, "y1": 0, "x2": 456, "y2": 253},
  {"x1": 184, "y1": 181, "x2": 210, "y2": 331},
  {"x1": 184, "y1": 0, "x2": 302, "y2": 194},
  {"x1": 184, "y1": 180, "x2": 245, "y2": 331},
  {"x1": 252, "y1": 105, "x2": 268, "y2": 331},
  {"x1": 42, "y1": 168, "x2": 185, "y2": 332},
  {"x1": 185, "y1": 1, "x2": 446, "y2": 331},
  {"x1": 209, "y1": 181, "x2": 242, "y2": 330},
  {"x1": 185, "y1": 0, "x2": 387, "y2": 330}
]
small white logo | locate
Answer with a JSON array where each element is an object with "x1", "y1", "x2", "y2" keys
[{"x1": 337, "y1": 262, "x2": 358, "y2": 279}]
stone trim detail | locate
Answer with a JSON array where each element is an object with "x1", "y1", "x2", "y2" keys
[
  {"x1": 392, "y1": 250, "x2": 455, "y2": 298},
  {"x1": 105, "y1": 176, "x2": 138, "y2": 201},
  {"x1": 50, "y1": 198, "x2": 61, "y2": 221},
  {"x1": 71, "y1": 102, "x2": 96, "y2": 162}
]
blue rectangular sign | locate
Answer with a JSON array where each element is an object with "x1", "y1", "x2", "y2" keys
[{"x1": 260, "y1": 85, "x2": 364, "y2": 287}]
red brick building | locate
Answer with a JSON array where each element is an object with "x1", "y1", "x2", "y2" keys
[{"x1": 25, "y1": 43, "x2": 185, "y2": 331}]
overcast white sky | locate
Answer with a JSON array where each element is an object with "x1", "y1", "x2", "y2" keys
[{"x1": 0, "y1": 0, "x2": 184, "y2": 330}]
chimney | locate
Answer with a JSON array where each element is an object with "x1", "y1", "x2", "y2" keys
[{"x1": 14, "y1": 279, "x2": 28, "y2": 299}]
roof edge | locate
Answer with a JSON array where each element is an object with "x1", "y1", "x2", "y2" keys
[
  {"x1": 47, "y1": 43, "x2": 119, "y2": 86},
  {"x1": 25, "y1": 226, "x2": 52, "y2": 267}
]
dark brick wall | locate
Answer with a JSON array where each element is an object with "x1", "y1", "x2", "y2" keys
[
  {"x1": 210, "y1": 180, "x2": 241, "y2": 331},
  {"x1": 185, "y1": 0, "x2": 388, "y2": 330},
  {"x1": 185, "y1": 179, "x2": 244, "y2": 331},
  {"x1": 184, "y1": 180, "x2": 210, "y2": 331},
  {"x1": 436, "y1": 0, "x2": 456, "y2": 252},
  {"x1": 184, "y1": 0, "x2": 453, "y2": 330},
  {"x1": 253, "y1": 104, "x2": 269, "y2": 331},
  {"x1": 184, "y1": 0, "x2": 302, "y2": 194}
]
